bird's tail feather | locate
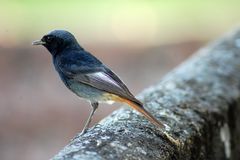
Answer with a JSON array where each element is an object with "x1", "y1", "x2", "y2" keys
[{"x1": 114, "y1": 96, "x2": 165, "y2": 129}]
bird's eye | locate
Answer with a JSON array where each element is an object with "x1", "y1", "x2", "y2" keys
[{"x1": 46, "y1": 36, "x2": 53, "y2": 43}]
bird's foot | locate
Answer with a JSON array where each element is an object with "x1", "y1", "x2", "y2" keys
[
  {"x1": 79, "y1": 129, "x2": 87, "y2": 136},
  {"x1": 70, "y1": 129, "x2": 88, "y2": 141}
]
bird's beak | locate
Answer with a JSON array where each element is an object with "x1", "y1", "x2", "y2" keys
[{"x1": 32, "y1": 40, "x2": 46, "y2": 45}]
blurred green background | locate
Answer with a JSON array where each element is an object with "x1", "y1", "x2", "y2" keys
[
  {"x1": 0, "y1": 0, "x2": 239, "y2": 160},
  {"x1": 2, "y1": 0, "x2": 240, "y2": 47}
]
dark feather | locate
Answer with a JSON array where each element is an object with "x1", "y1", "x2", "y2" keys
[{"x1": 56, "y1": 50, "x2": 141, "y2": 104}]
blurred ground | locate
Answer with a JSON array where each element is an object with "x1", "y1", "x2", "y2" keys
[{"x1": 1, "y1": 0, "x2": 240, "y2": 160}]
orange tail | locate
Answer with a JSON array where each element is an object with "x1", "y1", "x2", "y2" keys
[{"x1": 115, "y1": 96, "x2": 165, "y2": 129}]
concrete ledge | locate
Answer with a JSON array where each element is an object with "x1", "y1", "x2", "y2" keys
[{"x1": 53, "y1": 29, "x2": 240, "y2": 160}]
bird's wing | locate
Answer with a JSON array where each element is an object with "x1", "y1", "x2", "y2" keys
[
  {"x1": 74, "y1": 70, "x2": 137, "y2": 102},
  {"x1": 102, "y1": 67, "x2": 134, "y2": 96},
  {"x1": 57, "y1": 51, "x2": 104, "y2": 75},
  {"x1": 57, "y1": 51, "x2": 140, "y2": 103}
]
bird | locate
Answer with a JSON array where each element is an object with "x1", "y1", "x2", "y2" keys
[{"x1": 32, "y1": 30, "x2": 179, "y2": 145}]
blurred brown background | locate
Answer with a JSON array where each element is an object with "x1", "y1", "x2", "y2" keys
[{"x1": 0, "y1": 1, "x2": 240, "y2": 160}]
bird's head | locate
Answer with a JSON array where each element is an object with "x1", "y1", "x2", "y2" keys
[{"x1": 33, "y1": 30, "x2": 82, "y2": 56}]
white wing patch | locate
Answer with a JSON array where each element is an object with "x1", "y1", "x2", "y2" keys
[{"x1": 90, "y1": 72, "x2": 122, "y2": 88}]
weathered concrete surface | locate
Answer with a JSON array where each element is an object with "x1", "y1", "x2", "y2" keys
[{"x1": 52, "y1": 29, "x2": 240, "y2": 160}]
